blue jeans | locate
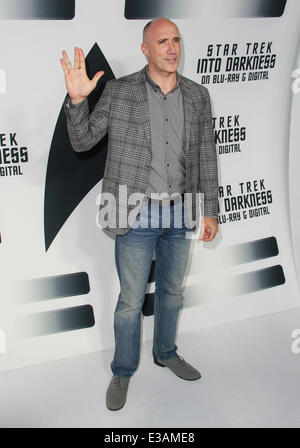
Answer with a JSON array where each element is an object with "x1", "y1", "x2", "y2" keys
[{"x1": 110, "y1": 199, "x2": 191, "y2": 378}]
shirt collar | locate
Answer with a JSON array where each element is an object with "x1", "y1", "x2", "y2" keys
[{"x1": 144, "y1": 66, "x2": 180, "y2": 94}]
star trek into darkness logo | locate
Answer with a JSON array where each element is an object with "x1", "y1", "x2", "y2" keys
[
  {"x1": 213, "y1": 114, "x2": 246, "y2": 155},
  {"x1": 0, "y1": 132, "x2": 28, "y2": 177},
  {"x1": 218, "y1": 178, "x2": 273, "y2": 225},
  {"x1": 197, "y1": 42, "x2": 277, "y2": 86}
]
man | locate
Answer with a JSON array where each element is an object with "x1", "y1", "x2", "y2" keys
[{"x1": 61, "y1": 18, "x2": 219, "y2": 411}]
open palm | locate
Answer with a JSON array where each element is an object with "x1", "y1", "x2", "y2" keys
[{"x1": 60, "y1": 47, "x2": 104, "y2": 104}]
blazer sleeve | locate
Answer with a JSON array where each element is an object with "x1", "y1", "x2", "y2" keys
[
  {"x1": 199, "y1": 87, "x2": 219, "y2": 217},
  {"x1": 64, "y1": 81, "x2": 111, "y2": 152}
]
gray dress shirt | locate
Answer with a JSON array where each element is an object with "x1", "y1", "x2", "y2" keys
[{"x1": 144, "y1": 67, "x2": 186, "y2": 202}]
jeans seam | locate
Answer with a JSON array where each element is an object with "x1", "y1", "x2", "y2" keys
[
  {"x1": 156, "y1": 242, "x2": 165, "y2": 359},
  {"x1": 133, "y1": 311, "x2": 140, "y2": 373},
  {"x1": 154, "y1": 247, "x2": 161, "y2": 358}
]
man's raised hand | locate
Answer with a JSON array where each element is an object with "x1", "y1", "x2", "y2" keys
[{"x1": 60, "y1": 47, "x2": 104, "y2": 104}]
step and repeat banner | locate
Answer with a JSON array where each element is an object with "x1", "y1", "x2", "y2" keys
[{"x1": 1, "y1": 0, "x2": 300, "y2": 372}]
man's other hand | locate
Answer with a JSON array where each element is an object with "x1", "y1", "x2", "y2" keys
[{"x1": 199, "y1": 217, "x2": 218, "y2": 242}]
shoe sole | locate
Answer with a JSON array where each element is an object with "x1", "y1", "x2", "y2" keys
[
  {"x1": 107, "y1": 402, "x2": 126, "y2": 411},
  {"x1": 154, "y1": 358, "x2": 201, "y2": 381}
]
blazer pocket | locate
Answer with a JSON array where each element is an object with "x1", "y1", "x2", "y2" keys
[
  {"x1": 191, "y1": 108, "x2": 205, "y2": 123},
  {"x1": 194, "y1": 109, "x2": 204, "y2": 117}
]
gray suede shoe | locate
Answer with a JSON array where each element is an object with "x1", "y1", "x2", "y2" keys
[
  {"x1": 106, "y1": 375, "x2": 131, "y2": 411},
  {"x1": 154, "y1": 354, "x2": 201, "y2": 381}
]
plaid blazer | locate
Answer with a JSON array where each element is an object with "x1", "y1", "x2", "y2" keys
[{"x1": 65, "y1": 67, "x2": 219, "y2": 235}]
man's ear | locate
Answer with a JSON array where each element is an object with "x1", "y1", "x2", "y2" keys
[{"x1": 141, "y1": 42, "x2": 149, "y2": 56}]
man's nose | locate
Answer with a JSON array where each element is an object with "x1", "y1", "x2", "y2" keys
[{"x1": 167, "y1": 42, "x2": 176, "y2": 53}]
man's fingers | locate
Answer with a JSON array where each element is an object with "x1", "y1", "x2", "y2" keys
[
  {"x1": 205, "y1": 229, "x2": 215, "y2": 241},
  {"x1": 205, "y1": 226, "x2": 216, "y2": 240},
  {"x1": 60, "y1": 58, "x2": 69, "y2": 75},
  {"x1": 62, "y1": 50, "x2": 73, "y2": 72},
  {"x1": 74, "y1": 46, "x2": 80, "y2": 70},
  {"x1": 199, "y1": 227, "x2": 206, "y2": 241},
  {"x1": 199, "y1": 225, "x2": 217, "y2": 241},
  {"x1": 92, "y1": 70, "x2": 105, "y2": 85},
  {"x1": 79, "y1": 48, "x2": 86, "y2": 71}
]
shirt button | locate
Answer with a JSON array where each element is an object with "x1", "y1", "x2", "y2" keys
[
  {"x1": 166, "y1": 163, "x2": 170, "y2": 167},
  {"x1": 169, "y1": 184, "x2": 171, "y2": 188},
  {"x1": 166, "y1": 118, "x2": 168, "y2": 122},
  {"x1": 166, "y1": 141, "x2": 168, "y2": 144},
  {"x1": 164, "y1": 97, "x2": 167, "y2": 100}
]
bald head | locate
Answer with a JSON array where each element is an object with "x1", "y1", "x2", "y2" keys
[
  {"x1": 141, "y1": 17, "x2": 181, "y2": 78},
  {"x1": 143, "y1": 18, "x2": 179, "y2": 43}
]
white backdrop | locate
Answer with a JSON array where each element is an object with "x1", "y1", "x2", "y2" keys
[{"x1": 1, "y1": 0, "x2": 300, "y2": 372}]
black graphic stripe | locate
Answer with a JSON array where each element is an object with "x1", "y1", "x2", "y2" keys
[
  {"x1": 124, "y1": 0, "x2": 286, "y2": 19},
  {"x1": 247, "y1": 0, "x2": 286, "y2": 17},
  {"x1": 0, "y1": 0, "x2": 75, "y2": 20},
  {"x1": 13, "y1": 272, "x2": 90, "y2": 302},
  {"x1": 20, "y1": 305, "x2": 95, "y2": 337},
  {"x1": 226, "y1": 236, "x2": 278, "y2": 265},
  {"x1": 188, "y1": 236, "x2": 279, "y2": 274}
]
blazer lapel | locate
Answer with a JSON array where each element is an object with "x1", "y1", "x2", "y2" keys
[
  {"x1": 134, "y1": 69, "x2": 152, "y2": 152},
  {"x1": 180, "y1": 76, "x2": 193, "y2": 153}
]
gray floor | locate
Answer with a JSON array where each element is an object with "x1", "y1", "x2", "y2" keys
[{"x1": 1, "y1": 307, "x2": 300, "y2": 428}]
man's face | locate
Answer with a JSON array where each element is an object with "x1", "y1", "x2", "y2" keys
[{"x1": 141, "y1": 20, "x2": 181, "y2": 75}]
